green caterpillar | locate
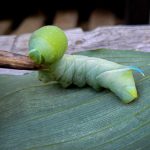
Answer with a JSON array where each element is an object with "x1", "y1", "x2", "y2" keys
[{"x1": 28, "y1": 26, "x2": 144, "y2": 103}]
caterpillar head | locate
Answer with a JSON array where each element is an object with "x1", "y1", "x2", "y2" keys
[{"x1": 28, "y1": 26, "x2": 68, "y2": 64}]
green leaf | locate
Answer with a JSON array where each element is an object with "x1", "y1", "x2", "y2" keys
[{"x1": 0, "y1": 49, "x2": 150, "y2": 150}]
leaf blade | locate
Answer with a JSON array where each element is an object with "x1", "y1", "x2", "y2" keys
[{"x1": 0, "y1": 49, "x2": 150, "y2": 150}]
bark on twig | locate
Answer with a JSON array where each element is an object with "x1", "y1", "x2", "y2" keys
[{"x1": 0, "y1": 50, "x2": 43, "y2": 70}]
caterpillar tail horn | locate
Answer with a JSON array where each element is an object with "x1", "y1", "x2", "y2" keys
[{"x1": 128, "y1": 66, "x2": 145, "y2": 76}]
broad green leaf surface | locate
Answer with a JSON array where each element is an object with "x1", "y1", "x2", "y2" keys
[{"x1": 0, "y1": 49, "x2": 150, "y2": 150}]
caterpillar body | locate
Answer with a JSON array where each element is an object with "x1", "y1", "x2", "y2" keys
[
  {"x1": 39, "y1": 54, "x2": 138, "y2": 103},
  {"x1": 28, "y1": 26, "x2": 143, "y2": 103}
]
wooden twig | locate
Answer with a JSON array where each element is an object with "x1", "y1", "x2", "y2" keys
[{"x1": 0, "y1": 50, "x2": 43, "y2": 70}]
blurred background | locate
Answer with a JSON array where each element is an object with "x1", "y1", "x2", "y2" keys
[{"x1": 0, "y1": 0, "x2": 149, "y2": 35}]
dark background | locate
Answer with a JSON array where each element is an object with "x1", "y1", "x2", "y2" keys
[{"x1": 0, "y1": 0, "x2": 149, "y2": 33}]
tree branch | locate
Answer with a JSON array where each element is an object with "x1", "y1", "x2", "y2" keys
[{"x1": 0, "y1": 50, "x2": 43, "y2": 70}]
